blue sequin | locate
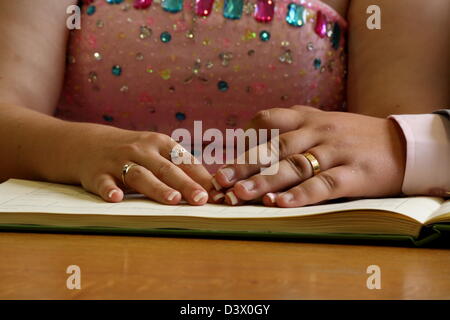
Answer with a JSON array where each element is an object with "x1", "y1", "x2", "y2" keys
[
  {"x1": 285, "y1": 3, "x2": 306, "y2": 27},
  {"x1": 259, "y1": 30, "x2": 271, "y2": 42},
  {"x1": 103, "y1": 115, "x2": 114, "y2": 122},
  {"x1": 162, "y1": 0, "x2": 184, "y2": 13},
  {"x1": 218, "y1": 80, "x2": 229, "y2": 91},
  {"x1": 331, "y1": 23, "x2": 341, "y2": 49},
  {"x1": 176, "y1": 112, "x2": 186, "y2": 121},
  {"x1": 223, "y1": 0, "x2": 244, "y2": 20},
  {"x1": 160, "y1": 31, "x2": 172, "y2": 43},
  {"x1": 313, "y1": 58, "x2": 322, "y2": 69},
  {"x1": 86, "y1": 5, "x2": 96, "y2": 15},
  {"x1": 106, "y1": 0, "x2": 124, "y2": 4},
  {"x1": 112, "y1": 65, "x2": 122, "y2": 76}
]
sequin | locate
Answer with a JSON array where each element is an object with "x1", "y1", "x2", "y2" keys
[
  {"x1": 248, "y1": 49, "x2": 255, "y2": 56},
  {"x1": 86, "y1": 5, "x2": 96, "y2": 15},
  {"x1": 120, "y1": 85, "x2": 129, "y2": 92},
  {"x1": 315, "y1": 11, "x2": 327, "y2": 38},
  {"x1": 254, "y1": 0, "x2": 274, "y2": 23},
  {"x1": 281, "y1": 41, "x2": 290, "y2": 47},
  {"x1": 307, "y1": 42, "x2": 314, "y2": 51},
  {"x1": 223, "y1": 0, "x2": 244, "y2": 20},
  {"x1": 159, "y1": 69, "x2": 171, "y2": 80},
  {"x1": 88, "y1": 71, "x2": 98, "y2": 82},
  {"x1": 106, "y1": 0, "x2": 125, "y2": 4},
  {"x1": 162, "y1": 0, "x2": 183, "y2": 13},
  {"x1": 219, "y1": 52, "x2": 234, "y2": 66},
  {"x1": 139, "y1": 26, "x2": 152, "y2": 39},
  {"x1": 93, "y1": 52, "x2": 102, "y2": 60},
  {"x1": 169, "y1": 86, "x2": 176, "y2": 92},
  {"x1": 243, "y1": 1, "x2": 255, "y2": 15},
  {"x1": 285, "y1": 3, "x2": 306, "y2": 27},
  {"x1": 160, "y1": 31, "x2": 172, "y2": 43},
  {"x1": 103, "y1": 115, "x2": 114, "y2": 122},
  {"x1": 186, "y1": 30, "x2": 195, "y2": 39},
  {"x1": 112, "y1": 65, "x2": 122, "y2": 76},
  {"x1": 195, "y1": 0, "x2": 214, "y2": 16},
  {"x1": 243, "y1": 30, "x2": 257, "y2": 40},
  {"x1": 313, "y1": 58, "x2": 321, "y2": 69},
  {"x1": 331, "y1": 23, "x2": 341, "y2": 49},
  {"x1": 279, "y1": 49, "x2": 293, "y2": 64},
  {"x1": 176, "y1": 112, "x2": 186, "y2": 121},
  {"x1": 218, "y1": 80, "x2": 229, "y2": 91},
  {"x1": 133, "y1": 0, "x2": 153, "y2": 9},
  {"x1": 205, "y1": 61, "x2": 214, "y2": 69},
  {"x1": 259, "y1": 30, "x2": 270, "y2": 41},
  {"x1": 136, "y1": 52, "x2": 144, "y2": 61},
  {"x1": 96, "y1": 20, "x2": 104, "y2": 28}
]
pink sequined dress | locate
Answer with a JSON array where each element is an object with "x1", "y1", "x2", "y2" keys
[{"x1": 57, "y1": 0, "x2": 347, "y2": 137}]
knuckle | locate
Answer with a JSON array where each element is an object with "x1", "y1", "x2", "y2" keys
[
  {"x1": 126, "y1": 165, "x2": 146, "y2": 181},
  {"x1": 277, "y1": 135, "x2": 290, "y2": 156},
  {"x1": 154, "y1": 161, "x2": 175, "y2": 180},
  {"x1": 317, "y1": 172, "x2": 338, "y2": 192},
  {"x1": 252, "y1": 108, "x2": 278, "y2": 127},
  {"x1": 118, "y1": 142, "x2": 140, "y2": 156},
  {"x1": 285, "y1": 154, "x2": 308, "y2": 179}
]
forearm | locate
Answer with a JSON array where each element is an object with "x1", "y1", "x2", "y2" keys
[{"x1": 0, "y1": 103, "x2": 112, "y2": 183}]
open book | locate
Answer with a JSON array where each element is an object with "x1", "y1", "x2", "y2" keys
[{"x1": 0, "y1": 179, "x2": 449, "y2": 246}]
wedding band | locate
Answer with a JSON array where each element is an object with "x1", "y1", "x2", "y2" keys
[
  {"x1": 302, "y1": 152, "x2": 321, "y2": 176},
  {"x1": 121, "y1": 163, "x2": 138, "y2": 186}
]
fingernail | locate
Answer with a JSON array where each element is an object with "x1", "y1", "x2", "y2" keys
[
  {"x1": 212, "y1": 192, "x2": 225, "y2": 201},
  {"x1": 279, "y1": 192, "x2": 293, "y2": 203},
  {"x1": 266, "y1": 192, "x2": 276, "y2": 204},
  {"x1": 226, "y1": 191, "x2": 238, "y2": 205},
  {"x1": 193, "y1": 190, "x2": 208, "y2": 203},
  {"x1": 108, "y1": 189, "x2": 118, "y2": 199},
  {"x1": 220, "y1": 167, "x2": 235, "y2": 182},
  {"x1": 167, "y1": 191, "x2": 181, "y2": 201},
  {"x1": 239, "y1": 180, "x2": 255, "y2": 192},
  {"x1": 211, "y1": 177, "x2": 222, "y2": 191}
]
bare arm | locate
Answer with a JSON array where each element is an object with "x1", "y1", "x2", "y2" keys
[
  {"x1": 0, "y1": 1, "x2": 213, "y2": 204},
  {"x1": 0, "y1": 0, "x2": 81, "y2": 182},
  {"x1": 347, "y1": 0, "x2": 449, "y2": 117}
]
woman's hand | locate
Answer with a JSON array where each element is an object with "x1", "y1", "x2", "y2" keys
[
  {"x1": 73, "y1": 124, "x2": 214, "y2": 205},
  {"x1": 213, "y1": 106, "x2": 407, "y2": 207}
]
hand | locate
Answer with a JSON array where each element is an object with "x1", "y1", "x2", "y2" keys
[
  {"x1": 213, "y1": 106, "x2": 407, "y2": 207},
  {"x1": 73, "y1": 125, "x2": 214, "y2": 205}
]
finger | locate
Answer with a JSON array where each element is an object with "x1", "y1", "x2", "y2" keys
[
  {"x1": 233, "y1": 146, "x2": 342, "y2": 201},
  {"x1": 120, "y1": 164, "x2": 182, "y2": 205},
  {"x1": 262, "y1": 192, "x2": 281, "y2": 207},
  {"x1": 161, "y1": 141, "x2": 214, "y2": 192},
  {"x1": 209, "y1": 190, "x2": 225, "y2": 204},
  {"x1": 214, "y1": 129, "x2": 320, "y2": 188},
  {"x1": 245, "y1": 107, "x2": 304, "y2": 133},
  {"x1": 139, "y1": 156, "x2": 208, "y2": 205},
  {"x1": 84, "y1": 173, "x2": 124, "y2": 203},
  {"x1": 276, "y1": 166, "x2": 357, "y2": 208},
  {"x1": 224, "y1": 188, "x2": 246, "y2": 206}
]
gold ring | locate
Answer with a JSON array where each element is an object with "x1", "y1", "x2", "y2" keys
[
  {"x1": 302, "y1": 152, "x2": 321, "y2": 176},
  {"x1": 121, "y1": 163, "x2": 138, "y2": 186}
]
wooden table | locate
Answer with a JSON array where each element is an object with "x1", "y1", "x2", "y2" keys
[{"x1": 0, "y1": 232, "x2": 449, "y2": 299}]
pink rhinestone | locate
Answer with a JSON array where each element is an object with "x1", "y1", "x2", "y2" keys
[
  {"x1": 254, "y1": 0, "x2": 275, "y2": 23},
  {"x1": 195, "y1": 0, "x2": 214, "y2": 16},
  {"x1": 315, "y1": 11, "x2": 328, "y2": 38},
  {"x1": 133, "y1": 0, "x2": 153, "y2": 9}
]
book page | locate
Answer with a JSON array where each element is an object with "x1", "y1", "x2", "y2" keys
[
  {"x1": 426, "y1": 200, "x2": 450, "y2": 224},
  {"x1": 0, "y1": 179, "x2": 444, "y2": 223}
]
